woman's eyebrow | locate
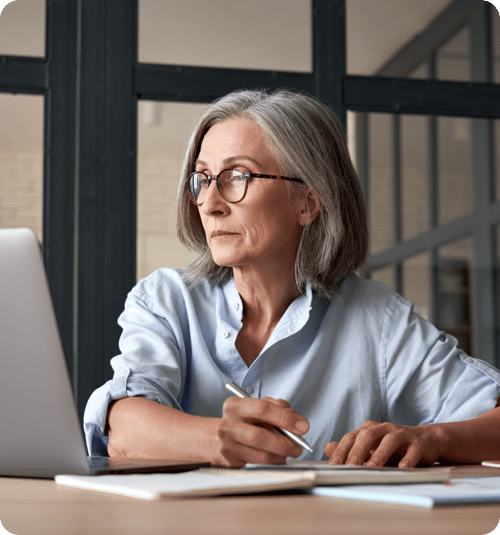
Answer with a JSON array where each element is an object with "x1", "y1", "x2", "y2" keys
[
  {"x1": 222, "y1": 156, "x2": 262, "y2": 167},
  {"x1": 194, "y1": 159, "x2": 209, "y2": 168},
  {"x1": 194, "y1": 156, "x2": 263, "y2": 169}
]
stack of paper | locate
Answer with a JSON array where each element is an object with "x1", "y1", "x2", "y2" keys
[{"x1": 245, "y1": 461, "x2": 451, "y2": 485}]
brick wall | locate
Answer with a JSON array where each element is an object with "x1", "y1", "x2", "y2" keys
[
  {"x1": 137, "y1": 156, "x2": 196, "y2": 280},
  {"x1": 0, "y1": 150, "x2": 43, "y2": 240}
]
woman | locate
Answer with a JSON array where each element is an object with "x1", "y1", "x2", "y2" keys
[{"x1": 84, "y1": 89, "x2": 500, "y2": 467}]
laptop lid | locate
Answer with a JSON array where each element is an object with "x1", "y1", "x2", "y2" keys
[{"x1": 0, "y1": 228, "x2": 208, "y2": 478}]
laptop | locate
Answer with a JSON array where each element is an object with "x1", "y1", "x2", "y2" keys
[{"x1": 0, "y1": 227, "x2": 209, "y2": 478}]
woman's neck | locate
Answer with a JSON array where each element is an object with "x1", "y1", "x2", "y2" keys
[{"x1": 232, "y1": 264, "x2": 300, "y2": 329}]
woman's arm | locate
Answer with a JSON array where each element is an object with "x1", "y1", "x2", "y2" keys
[
  {"x1": 324, "y1": 399, "x2": 500, "y2": 468},
  {"x1": 107, "y1": 397, "x2": 223, "y2": 462},
  {"x1": 107, "y1": 395, "x2": 309, "y2": 466}
]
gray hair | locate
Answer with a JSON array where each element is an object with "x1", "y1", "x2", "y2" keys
[{"x1": 176, "y1": 89, "x2": 368, "y2": 298}]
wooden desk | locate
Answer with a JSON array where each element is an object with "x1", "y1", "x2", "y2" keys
[{"x1": 1, "y1": 466, "x2": 499, "y2": 535}]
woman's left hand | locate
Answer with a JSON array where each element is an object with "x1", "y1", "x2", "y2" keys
[{"x1": 324, "y1": 420, "x2": 446, "y2": 468}]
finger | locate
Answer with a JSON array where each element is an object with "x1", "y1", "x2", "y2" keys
[
  {"x1": 365, "y1": 431, "x2": 409, "y2": 467},
  {"x1": 261, "y1": 397, "x2": 291, "y2": 409},
  {"x1": 223, "y1": 397, "x2": 309, "y2": 435},
  {"x1": 326, "y1": 433, "x2": 358, "y2": 465},
  {"x1": 398, "y1": 442, "x2": 437, "y2": 469},
  {"x1": 324, "y1": 441, "x2": 339, "y2": 459},
  {"x1": 345, "y1": 425, "x2": 390, "y2": 466},
  {"x1": 219, "y1": 415, "x2": 303, "y2": 460},
  {"x1": 219, "y1": 440, "x2": 289, "y2": 467}
]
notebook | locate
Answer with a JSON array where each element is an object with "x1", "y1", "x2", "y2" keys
[
  {"x1": 245, "y1": 460, "x2": 451, "y2": 485},
  {"x1": 311, "y1": 476, "x2": 500, "y2": 507},
  {"x1": 55, "y1": 468, "x2": 316, "y2": 499},
  {"x1": 0, "y1": 227, "x2": 208, "y2": 479}
]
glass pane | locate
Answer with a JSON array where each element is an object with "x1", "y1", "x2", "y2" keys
[
  {"x1": 408, "y1": 61, "x2": 428, "y2": 79},
  {"x1": 0, "y1": 94, "x2": 44, "y2": 240},
  {"x1": 438, "y1": 116, "x2": 473, "y2": 225},
  {"x1": 346, "y1": 0, "x2": 454, "y2": 75},
  {"x1": 437, "y1": 237, "x2": 475, "y2": 355},
  {"x1": 496, "y1": 119, "x2": 500, "y2": 202},
  {"x1": 401, "y1": 114, "x2": 428, "y2": 240},
  {"x1": 497, "y1": 226, "x2": 500, "y2": 362},
  {"x1": 137, "y1": 101, "x2": 208, "y2": 281},
  {"x1": 493, "y1": 5, "x2": 500, "y2": 84},
  {"x1": 436, "y1": 25, "x2": 470, "y2": 82},
  {"x1": 346, "y1": 111, "x2": 358, "y2": 171},
  {"x1": 370, "y1": 265, "x2": 395, "y2": 290},
  {"x1": 369, "y1": 113, "x2": 393, "y2": 253},
  {"x1": 0, "y1": 0, "x2": 45, "y2": 57},
  {"x1": 403, "y1": 252, "x2": 430, "y2": 320},
  {"x1": 138, "y1": 0, "x2": 311, "y2": 72}
]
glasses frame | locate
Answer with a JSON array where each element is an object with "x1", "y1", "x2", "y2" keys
[{"x1": 187, "y1": 169, "x2": 304, "y2": 205}]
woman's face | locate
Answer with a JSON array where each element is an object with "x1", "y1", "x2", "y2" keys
[{"x1": 195, "y1": 117, "x2": 309, "y2": 273}]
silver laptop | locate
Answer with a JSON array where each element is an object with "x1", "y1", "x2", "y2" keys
[{"x1": 0, "y1": 228, "x2": 208, "y2": 478}]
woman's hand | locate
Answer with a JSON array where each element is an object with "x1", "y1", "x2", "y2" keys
[
  {"x1": 217, "y1": 396, "x2": 309, "y2": 467},
  {"x1": 324, "y1": 420, "x2": 446, "y2": 468}
]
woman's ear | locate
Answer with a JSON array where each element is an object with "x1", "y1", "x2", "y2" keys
[{"x1": 298, "y1": 190, "x2": 321, "y2": 226}]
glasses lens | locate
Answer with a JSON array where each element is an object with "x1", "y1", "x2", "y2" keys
[
  {"x1": 188, "y1": 172, "x2": 205, "y2": 204},
  {"x1": 219, "y1": 170, "x2": 246, "y2": 202}
]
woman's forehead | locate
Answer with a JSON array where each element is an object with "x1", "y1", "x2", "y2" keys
[{"x1": 198, "y1": 117, "x2": 272, "y2": 165}]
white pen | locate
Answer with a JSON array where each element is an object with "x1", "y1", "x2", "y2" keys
[{"x1": 225, "y1": 381, "x2": 313, "y2": 453}]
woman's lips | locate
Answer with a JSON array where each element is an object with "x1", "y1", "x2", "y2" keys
[{"x1": 211, "y1": 231, "x2": 237, "y2": 238}]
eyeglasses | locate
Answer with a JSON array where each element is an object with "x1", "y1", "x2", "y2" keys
[{"x1": 186, "y1": 169, "x2": 304, "y2": 205}]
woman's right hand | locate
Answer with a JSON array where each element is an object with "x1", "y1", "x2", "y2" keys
[{"x1": 216, "y1": 396, "x2": 309, "y2": 466}]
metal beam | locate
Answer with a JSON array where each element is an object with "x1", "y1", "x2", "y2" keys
[
  {"x1": 367, "y1": 213, "x2": 475, "y2": 269},
  {"x1": 377, "y1": 0, "x2": 476, "y2": 77},
  {"x1": 0, "y1": 56, "x2": 46, "y2": 93},
  {"x1": 343, "y1": 75, "x2": 500, "y2": 118},
  {"x1": 135, "y1": 64, "x2": 314, "y2": 102}
]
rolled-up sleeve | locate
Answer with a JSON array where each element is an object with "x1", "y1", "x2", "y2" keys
[
  {"x1": 83, "y1": 277, "x2": 187, "y2": 456},
  {"x1": 383, "y1": 293, "x2": 500, "y2": 426}
]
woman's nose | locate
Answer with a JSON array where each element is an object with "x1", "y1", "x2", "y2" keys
[{"x1": 200, "y1": 179, "x2": 228, "y2": 215}]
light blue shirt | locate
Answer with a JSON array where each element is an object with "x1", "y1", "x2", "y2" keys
[{"x1": 84, "y1": 268, "x2": 500, "y2": 458}]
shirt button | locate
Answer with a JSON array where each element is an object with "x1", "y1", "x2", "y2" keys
[
  {"x1": 245, "y1": 385, "x2": 254, "y2": 394},
  {"x1": 118, "y1": 367, "x2": 128, "y2": 377},
  {"x1": 233, "y1": 303, "x2": 240, "y2": 311},
  {"x1": 465, "y1": 356, "x2": 474, "y2": 364},
  {"x1": 222, "y1": 330, "x2": 230, "y2": 339}
]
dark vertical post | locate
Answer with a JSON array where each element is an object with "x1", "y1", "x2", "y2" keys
[
  {"x1": 312, "y1": 0, "x2": 346, "y2": 125},
  {"x1": 104, "y1": 0, "x2": 138, "y2": 381},
  {"x1": 73, "y1": 0, "x2": 138, "y2": 419},
  {"x1": 43, "y1": 0, "x2": 78, "y2": 381},
  {"x1": 73, "y1": 0, "x2": 108, "y2": 417}
]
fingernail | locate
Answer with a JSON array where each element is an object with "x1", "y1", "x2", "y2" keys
[{"x1": 295, "y1": 420, "x2": 308, "y2": 433}]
